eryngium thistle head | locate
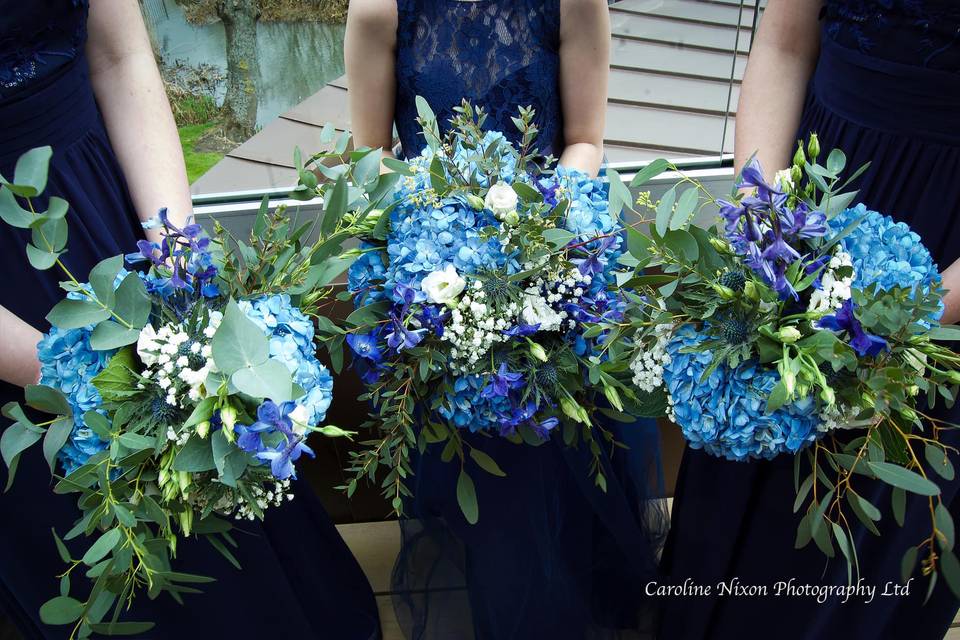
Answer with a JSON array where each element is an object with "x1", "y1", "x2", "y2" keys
[
  {"x1": 718, "y1": 270, "x2": 746, "y2": 292},
  {"x1": 534, "y1": 363, "x2": 559, "y2": 389},
  {"x1": 719, "y1": 317, "x2": 749, "y2": 345}
]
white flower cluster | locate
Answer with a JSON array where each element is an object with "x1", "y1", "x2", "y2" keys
[
  {"x1": 807, "y1": 249, "x2": 854, "y2": 315},
  {"x1": 234, "y1": 479, "x2": 294, "y2": 520},
  {"x1": 817, "y1": 402, "x2": 863, "y2": 432},
  {"x1": 137, "y1": 311, "x2": 222, "y2": 412},
  {"x1": 443, "y1": 281, "x2": 515, "y2": 371},
  {"x1": 522, "y1": 267, "x2": 591, "y2": 333},
  {"x1": 629, "y1": 324, "x2": 673, "y2": 393}
]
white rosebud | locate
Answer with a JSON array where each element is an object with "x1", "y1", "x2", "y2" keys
[
  {"x1": 421, "y1": 264, "x2": 466, "y2": 305},
  {"x1": 484, "y1": 182, "x2": 519, "y2": 217}
]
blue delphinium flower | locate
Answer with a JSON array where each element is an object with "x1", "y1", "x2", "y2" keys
[
  {"x1": 38, "y1": 325, "x2": 113, "y2": 474},
  {"x1": 238, "y1": 294, "x2": 333, "y2": 427},
  {"x1": 480, "y1": 363, "x2": 524, "y2": 399},
  {"x1": 818, "y1": 298, "x2": 889, "y2": 357},
  {"x1": 662, "y1": 325, "x2": 822, "y2": 461},
  {"x1": 236, "y1": 400, "x2": 315, "y2": 480},
  {"x1": 831, "y1": 204, "x2": 941, "y2": 299}
]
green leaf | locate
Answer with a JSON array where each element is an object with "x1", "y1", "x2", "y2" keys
[
  {"x1": 928, "y1": 325, "x2": 960, "y2": 341},
  {"x1": 415, "y1": 96, "x2": 439, "y2": 151},
  {"x1": 901, "y1": 546, "x2": 919, "y2": 583},
  {"x1": 867, "y1": 461, "x2": 941, "y2": 496},
  {"x1": 469, "y1": 448, "x2": 506, "y2": 477},
  {"x1": 629, "y1": 158, "x2": 670, "y2": 187},
  {"x1": 117, "y1": 433, "x2": 154, "y2": 451},
  {"x1": 25, "y1": 385, "x2": 71, "y2": 415},
  {"x1": 937, "y1": 502, "x2": 955, "y2": 551},
  {"x1": 512, "y1": 181, "x2": 543, "y2": 204},
  {"x1": 826, "y1": 148, "x2": 846, "y2": 174},
  {"x1": 941, "y1": 549, "x2": 960, "y2": 601},
  {"x1": 670, "y1": 187, "x2": 699, "y2": 230},
  {"x1": 0, "y1": 187, "x2": 34, "y2": 228},
  {"x1": 354, "y1": 148, "x2": 383, "y2": 188},
  {"x1": 42, "y1": 417, "x2": 72, "y2": 472},
  {"x1": 32, "y1": 214, "x2": 67, "y2": 252},
  {"x1": 892, "y1": 487, "x2": 907, "y2": 526},
  {"x1": 83, "y1": 411, "x2": 111, "y2": 440},
  {"x1": 346, "y1": 300, "x2": 390, "y2": 327},
  {"x1": 113, "y1": 504, "x2": 136, "y2": 528},
  {"x1": 382, "y1": 157, "x2": 414, "y2": 176},
  {"x1": 456, "y1": 470, "x2": 479, "y2": 525},
  {"x1": 654, "y1": 186, "x2": 677, "y2": 237},
  {"x1": 52, "y1": 529, "x2": 72, "y2": 563},
  {"x1": 46, "y1": 298, "x2": 111, "y2": 329},
  {"x1": 232, "y1": 359, "x2": 293, "y2": 402},
  {"x1": 39, "y1": 596, "x2": 84, "y2": 626},
  {"x1": 831, "y1": 522, "x2": 854, "y2": 583},
  {"x1": 88, "y1": 622, "x2": 156, "y2": 636},
  {"x1": 112, "y1": 273, "x2": 150, "y2": 329},
  {"x1": 605, "y1": 168, "x2": 632, "y2": 218},
  {"x1": 88, "y1": 255, "x2": 123, "y2": 309},
  {"x1": 173, "y1": 435, "x2": 216, "y2": 473},
  {"x1": 1, "y1": 422, "x2": 42, "y2": 486},
  {"x1": 925, "y1": 443, "x2": 955, "y2": 481},
  {"x1": 211, "y1": 300, "x2": 270, "y2": 375},
  {"x1": 89, "y1": 321, "x2": 139, "y2": 351},
  {"x1": 184, "y1": 397, "x2": 217, "y2": 429},
  {"x1": 542, "y1": 228, "x2": 576, "y2": 250},
  {"x1": 13, "y1": 146, "x2": 53, "y2": 196},
  {"x1": 321, "y1": 175, "x2": 348, "y2": 237},
  {"x1": 91, "y1": 348, "x2": 137, "y2": 401},
  {"x1": 662, "y1": 229, "x2": 699, "y2": 263},
  {"x1": 81, "y1": 528, "x2": 122, "y2": 566},
  {"x1": 25, "y1": 243, "x2": 61, "y2": 270}
]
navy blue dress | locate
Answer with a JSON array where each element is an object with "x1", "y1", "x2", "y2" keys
[
  {"x1": 0, "y1": 3, "x2": 379, "y2": 638},
  {"x1": 392, "y1": 2, "x2": 667, "y2": 638},
  {"x1": 660, "y1": 2, "x2": 960, "y2": 638}
]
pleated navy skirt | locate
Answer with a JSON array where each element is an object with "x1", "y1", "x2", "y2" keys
[
  {"x1": 0, "y1": 56, "x2": 380, "y2": 639},
  {"x1": 659, "y1": 36, "x2": 960, "y2": 640}
]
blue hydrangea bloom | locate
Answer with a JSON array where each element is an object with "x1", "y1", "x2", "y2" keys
[
  {"x1": 663, "y1": 325, "x2": 821, "y2": 461},
  {"x1": 238, "y1": 294, "x2": 333, "y2": 426},
  {"x1": 38, "y1": 325, "x2": 113, "y2": 474},
  {"x1": 347, "y1": 242, "x2": 388, "y2": 305},
  {"x1": 436, "y1": 375, "x2": 513, "y2": 433},
  {"x1": 831, "y1": 204, "x2": 941, "y2": 296}
]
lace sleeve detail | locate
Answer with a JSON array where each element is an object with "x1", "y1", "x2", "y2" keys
[
  {"x1": 394, "y1": 0, "x2": 564, "y2": 158},
  {"x1": 0, "y1": 0, "x2": 89, "y2": 96},
  {"x1": 822, "y1": 0, "x2": 960, "y2": 71}
]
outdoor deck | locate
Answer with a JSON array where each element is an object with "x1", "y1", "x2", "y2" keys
[{"x1": 191, "y1": 0, "x2": 757, "y2": 196}]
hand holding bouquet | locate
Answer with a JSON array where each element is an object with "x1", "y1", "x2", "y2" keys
[
  {"x1": 604, "y1": 137, "x2": 960, "y2": 596},
  {"x1": 0, "y1": 142, "x2": 381, "y2": 637},
  {"x1": 338, "y1": 100, "x2": 641, "y2": 523}
]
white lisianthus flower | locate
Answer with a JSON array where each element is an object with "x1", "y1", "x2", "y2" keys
[
  {"x1": 288, "y1": 404, "x2": 310, "y2": 435},
  {"x1": 421, "y1": 264, "x2": 466, "y2": 304},
  {"x1": 484, "y1": 183, "x2": 518, "y2": 217},
  {"x1": 136, "y1": 324, "x2": 160, "y2": 366}
]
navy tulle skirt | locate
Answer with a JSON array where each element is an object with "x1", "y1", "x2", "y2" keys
[
  {"x1": 392, "y1": 412, "x2": 669, "y2": 639},
  {"x1": 659, "y1": 37, "x2": 960, "y2": 640},
  {"x1": 0, "y1": 57, "x2": 379, "y2": 639}
]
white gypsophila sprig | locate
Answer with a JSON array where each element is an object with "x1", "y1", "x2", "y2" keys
[
  {"x1": 817, "y1": 402, "x2": 863, "y2": 432},
  {"x1": 234, "y1": 479, "x2": 293, "y2": 520},
  {"x1": 807, "y1": 249, "x2": 854, "y2": 315},
  {"x1": 443, "y1": 280, "x2": 516, "y2": 372},
  {"x1": 629, "y1": 324, "x2": 673, "y2": 393}
]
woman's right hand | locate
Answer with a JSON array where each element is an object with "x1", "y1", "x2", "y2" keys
[{"x1": 0, "y1": 305, "x2": 43, "y2": 388}]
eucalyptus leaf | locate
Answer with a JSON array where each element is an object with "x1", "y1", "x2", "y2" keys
[
  {"x1": 629, "y1": 158, "x2": 670, "y2": 188},
  {"x1": 46, "y1": 298, "x2": 111, "y2": 329},
  {"x1": 232, "y1": 359, "x2": 293, "y2": 402},
  {"x1": 654, "y1": 186, "x2": 677, "y2": 237},
  {"x1": 12, "y1": 146, "x2": 53, "y2": 197},
  {"x1": 81, "y1": 528, "x2": 122, "y2": 566},
  {"x1": 469, "y1": 448, "x2": 506, "y2": 477},
  {"x1": 38, "y1": 596, "x2": 84, "y2": 626},
  {"x1": 867, "y1": 461, "x2": 940, "y2": 496},
  {"x1": 42, "y1": 417, "x2": 72, "y2": 473},
  {"x1": 456, "y1": 470, "x2": 479, "y2": 525},
  {"x1": 211, "y1": 300, "x2": 270, "y2": 375}
]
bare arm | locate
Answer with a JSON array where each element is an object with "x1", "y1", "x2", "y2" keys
[
  {"x1": 733, "y1": 0, "x2": 823, "y2": 176},
  {"x1": 87, "y1": 0, "x2": 192, "y2": 239},
  {"x1": 558, "y1": 0, "x2": 610, "y2": 177},
  {"x1": 345, "y1": 0, "x2": 398, "y2": 164},
  {"x1": 0, "y1": 307, "x2": 42, "y2": 387}
]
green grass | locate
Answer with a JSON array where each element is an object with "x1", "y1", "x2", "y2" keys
[{"x1": 179, "y1": 123, "x2": 223, "y2": 184}]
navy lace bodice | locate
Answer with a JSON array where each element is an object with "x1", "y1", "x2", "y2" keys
[
  {"x1": 822, "y1": 0, "x2": 960, "y2": 71},
  {"x1": 0, "y1": 0, "x2": 89, "y2": 98},
  {"x1": 394, "y1": 0, "x2": 564, "y2": 159}
]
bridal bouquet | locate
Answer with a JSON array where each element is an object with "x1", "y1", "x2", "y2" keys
[
  {"x1": 604, "y1": 137, "x2": 960, "y2": 595},
  {"x1": 340, "y1": 101, "x2": 637, "y2": 522},
  {"x1": 0, "y1": 142, "x2": 380, "y2": 636}
]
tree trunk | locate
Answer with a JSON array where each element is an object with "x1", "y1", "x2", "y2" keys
[{"x1": 216, "y1": 0, "x2": 260, "y2": 141}]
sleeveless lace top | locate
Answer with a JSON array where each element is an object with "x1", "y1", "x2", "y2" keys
[
  {"x1": 822, "y1": 0, "x2": 960, "y2": 71},
  {"x1": 394, "y1": 0, "x2": 564, "y2": 159},
  {"x1": 0, "y1": 0, "x2": 89, "y2": 98}
]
